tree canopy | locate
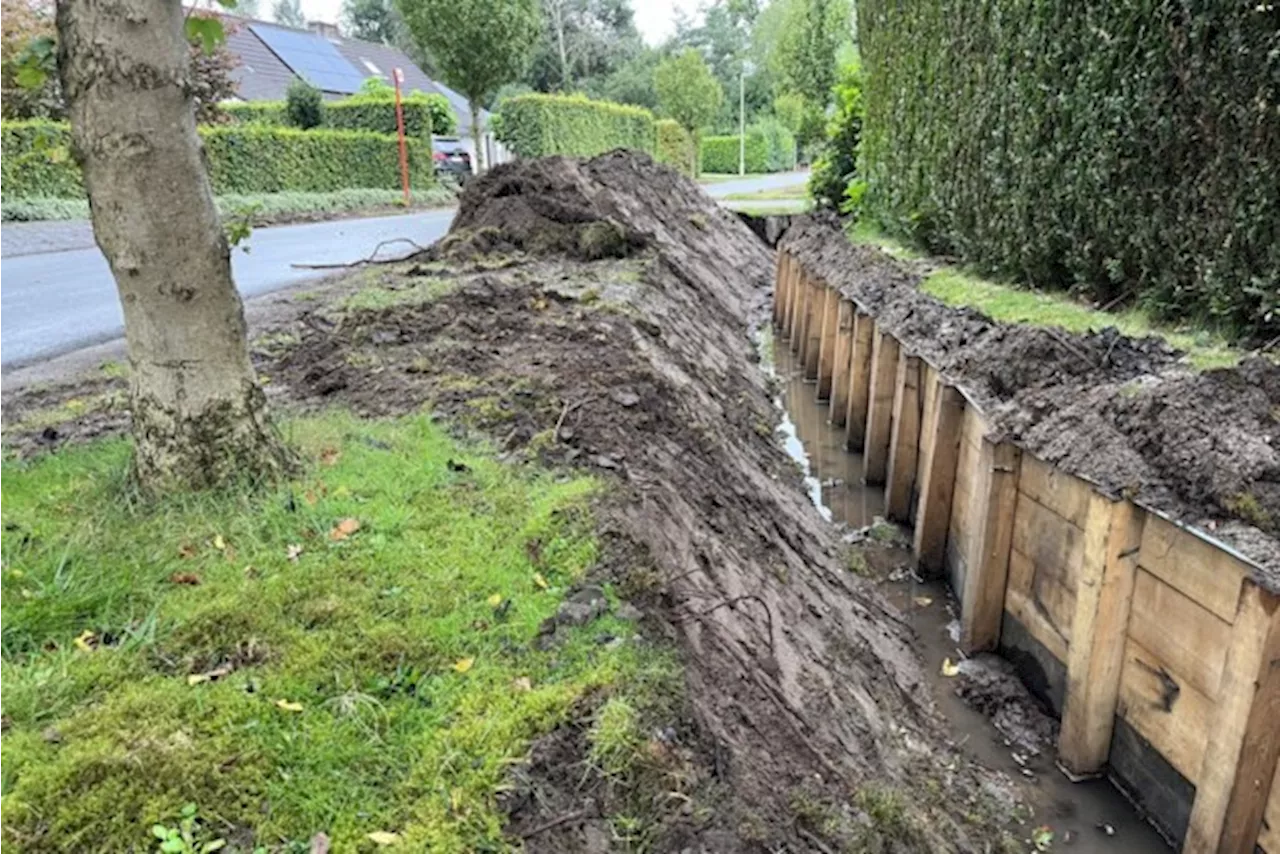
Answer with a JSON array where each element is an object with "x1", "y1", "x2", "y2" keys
[
  {"x1": 655, "y1": 47, "x2": 722, "y2": 173},
  {"x1": 272, "y1": 0, "x2": 305, "y2": 28}
]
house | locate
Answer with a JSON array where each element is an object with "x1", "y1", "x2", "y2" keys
[{"x1": 221, "y1": 17, "x2": 507, "y2": 169}]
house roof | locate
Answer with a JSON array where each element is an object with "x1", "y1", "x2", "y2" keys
[{"x1": 219, "y1": 15, "x2": 488, "y2": 135}]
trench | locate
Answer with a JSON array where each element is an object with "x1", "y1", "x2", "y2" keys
[{"x1": 763, "y1": 331, "x2": 1171, "y2": 853}]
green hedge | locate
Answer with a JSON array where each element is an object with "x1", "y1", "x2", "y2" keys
[
  {"x1": 494, "y1": 93, "x2": 655, "y2": 158},
  {"x1": 699, "y1": 123, "x2": 796, "y2": 174},
  {"x1": 1, "y1": 121, "x2": 435, "y2": 199},
  {"x1": 858, "y1": 0, "x2": 1280, "y2": 340},
  {"x1": 223, "y1": 93, "x2": 457, "y2": 137},
  {"x1": 656, "y1": 119, "x2": 692, "y2": 173}
]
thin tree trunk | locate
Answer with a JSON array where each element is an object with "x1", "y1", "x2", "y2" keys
[
  {"x1": 469, "y1": 99, "x2": 485, "y2": 172},
  {"x1": 57, "y1": 0, "x2": 290, "y2": 494}
]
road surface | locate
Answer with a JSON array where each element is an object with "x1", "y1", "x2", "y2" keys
[{"x1": 0, "y1": 171, "x2": 808, "y2": 369}]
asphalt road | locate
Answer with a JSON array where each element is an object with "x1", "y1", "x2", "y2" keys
[{"x1": 0, "y1": 171, "x2": 808, "y2": 369}]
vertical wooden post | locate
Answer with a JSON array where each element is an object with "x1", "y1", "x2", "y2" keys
[
  {"x1": 828, "y1": 299, "x2": 856, "y2": 427},
  {"x1": 815, "y1": 287, "x2": 840, "y2": 401},
  {"x1": 861, "y1": 329, "x2": 900, "y2": 484},
  {"x1": 1185, "y1": 581, "x2": 1280, "y2": 854},
  {"x1": 912, "y1": 381, "x2": 965, "y2": 575},
  {"x1": 803, "y1": 276, "x2": 823, "y2": 380},
  {"x1": 958, "y1": 439, "x2": 1022, "y2": 653},
  {"x1": 788, "y1": 264, "x2": 807, "y2": 352},
  {"x1": 844, "y1": 312, "x2": 874, "y2": 449},
  {"x1": 884, "y1": 352, "x2": 922, "y2": 521},
  {"x1": 773, "y1": 250, "x2": 788, "y2": 330},
  {"x1": 1055, "y1": 495, "x2": 1143, "y2": 776}
]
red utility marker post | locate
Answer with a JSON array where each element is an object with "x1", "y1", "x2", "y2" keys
[{"x1": 393, "y1": 67, "x2": 411, "y2": 206}]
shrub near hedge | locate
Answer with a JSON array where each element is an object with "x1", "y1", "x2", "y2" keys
[
  {"x1": 858, "y1": 0, "x2": 1280, "y2": 340},
  {"x1": 495, "y1": 93, "x2": 655, "y2": 158},
  {"x1": 1, "y1": 121, "x2": 435, "y2": 199},
  {"x1": 656, "y1": 119, "x2": 692, "y2": 173}
]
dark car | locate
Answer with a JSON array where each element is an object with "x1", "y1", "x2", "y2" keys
[{"x1": 432, "y1": 137, "x2": 472, "y2": 182}]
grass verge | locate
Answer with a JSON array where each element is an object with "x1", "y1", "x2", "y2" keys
[
  {"x1": 721, "y1": 185, "x2": 809, "y2": 201},
  {"x1": 0, "y1": 187, "x2": 458, "y2": 225},
  {"x1": 847, "y1": 221, "x2": 1244, "y2": 370},
  {"x1": 1, "y1": 411, "x2": 676, "y2": 852}
]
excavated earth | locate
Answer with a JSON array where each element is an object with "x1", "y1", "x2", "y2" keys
[
  {"x1": 782, "y1": 217, "x2": 1280, "y2": 577},
  {"x1": 2, "y1": 153, "x2": 1026, "y2": 851}
]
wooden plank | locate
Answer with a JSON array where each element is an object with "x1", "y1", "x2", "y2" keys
[
  {"x1": 958, "y1": 440, "x2": 1022, "y2": 653},
  {"x1": 1129, "y1": 569, "x2": 1232, "y2": 700},
  {"x1": 1218, "y1": 597, "x2": 1280, "y2": 854},
  {"x1": 803, "y1": 276, "x2": 823, "y2": 380},
  {"x1": 1058, "y1": 496, "x2": 1145, "y2": 777},
  {"x1": 861, "y1": 329, "x2": 900, "y2": 484},
  {"x1": 1139, "y1": 513, "x2": 1250, "y2": 624},
  {"x1": 828, "y1": 299, "x2": 856, "y2": 426},
  {"x1": 815, "y1": 287, "x2": 839, "y2": 401},
  {"x1": 784, "y1": 254, "x2": 801, "y2": 341},
  {"x1": 912, "y1": 381, "x2": 965, "y2": 575},
  {"x1": 1011, "y1": 494, "x2": 1083, "y2": 642},
  {"x1": 1006, "y1": 584, "x2": 1071, "y2": 663},
  {"x1": 1118, "y1": 637, "x2": 1214, "y2": 781},
  {"x1": 911, "y1": 365, "x2": 939, "y2": 525},
  {"x1": 843, "y1": 312, "x2": 874, "y2": 449},
  {"x1": 1258, "y1": 765, "x2": 1280, "y2": 853},
  {"x1": 1018, "y1": 454, "x2": 1091, "y2": 527},
  {"x1": 788, "y1": 264, "x2": 807, "y2": 352},
  {"x1": 773, "y1": 250, "x2": 785, "y2": 327},
  {"x1": 1187, "y1": 583, "x2": 1280, "y2": 854},
  {"x1": 884, "y1": 353, "x2": 922, "y2": 521},
  {"x1": 946, "y1": 418, "x2": 981, "y2": 593}
]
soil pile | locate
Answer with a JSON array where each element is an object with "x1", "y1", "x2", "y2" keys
[{"x1": 781, "y1": 217, "x2": 1280, "y2": 575}]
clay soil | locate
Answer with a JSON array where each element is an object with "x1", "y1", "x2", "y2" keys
[
  {"x1": 782, "y1": 217, "x2": 1280, "y2": 577},
  {"x1": 3, "y1": 153, "x2": 1027, "y2": 851}
]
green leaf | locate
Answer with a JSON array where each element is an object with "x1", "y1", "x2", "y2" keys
[
  {"x1": 160, "y1": 839, "x2": 186, "y2": 853},
  {"x1": 201, "y1": 840, "x2": 227, "y2": 853},
  {"x1": 152, "y1": 825, "x2": 172, "y2": 840},
  {"x1": 185, "y1": 16, "x2": 225, "y2": 55}
]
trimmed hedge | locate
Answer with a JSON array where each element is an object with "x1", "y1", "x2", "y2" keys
[
  {"x1": 858, "y1": 0, "x2": 1280, "y2": 340},
  {"x1": 656, "y1": 119, "x2": 692, "y2": 173},
  {"x1": 1, "y1": 121, "x2": 435, "y2": 199},
  {"x1": 224, "y1": 93, "x2": 457, "y2": 137},
  {"x1": 700, "y1": 133, "x2": 768, "y2": 174},
  {"x1": 494, "y1": 93, "x2": 655, "y2": 158}
]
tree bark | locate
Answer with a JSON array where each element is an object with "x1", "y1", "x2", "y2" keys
[
  {"x1": 469, "y1": 98, "x2": 485, "y2": 172},
  {"x1": 56, "y1": 0, "x2": 290, "y2": 494}
]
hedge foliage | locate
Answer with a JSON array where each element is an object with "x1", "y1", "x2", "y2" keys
[
  {"x1": 224, "y1": 92, "x2": 457, "y2": 137},
  {"x1": 655, "y1": 119, "x2": 692, "y2": 173},
  {"x1": 699, "y1": 122, "x2": 797, "y2": 174},
  {"x1": 1, "y1": 121, "x2": 435, "y2": 199},
  {"x1": 494, "y1": 93, "x2": 655, "y2": 158},
  {"x1": 858, "y1": 0, "x2": 1280, "y2": 340}
]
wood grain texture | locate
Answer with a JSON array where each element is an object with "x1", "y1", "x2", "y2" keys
[
  {"x1": 912, "y1": 381, "x2": 965, "y2": 575},
  {"x1": 862, "y1": 329, "x2": 900, "y2": 484},
  {"x1": 828, "y1": 299, "x2": 855, "y2": 427},
  {"x1": 958, "y1": 439, "x2": 1022, "y2": 654},
  {"x1": 884, "y1": 352, "x2": 922, "y2": 521},
  {"x1": 844, "y1": 312, "x2": 873, "y2": 449}
]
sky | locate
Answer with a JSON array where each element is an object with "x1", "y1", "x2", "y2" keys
[{"x1": 296, "y1": 0, "x2": 702, "y2": 45}]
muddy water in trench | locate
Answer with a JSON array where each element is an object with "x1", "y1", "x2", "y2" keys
[{"x1": 765, "y1": 335, "x2": 1170, "y2": 854}]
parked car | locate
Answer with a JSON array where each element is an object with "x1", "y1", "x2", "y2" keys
[{"x1": 432, "y1": 137, "x2": 472, "y2": 182}]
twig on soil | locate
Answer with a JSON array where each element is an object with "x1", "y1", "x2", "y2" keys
[
  {"x1": 1046, "y1": 328, "x2": 1094, "y2": 366},
  {"x1": 519, "y1": 809, "x2": 591, "y2": 839},
  {"x1": 553, "y1": 396, "x2": 596, "y2": 441},
  {"x1": 290, "y1": 238, "x2": 428, "y2": 270},
  {"x1": 795, "y1": 824, "x2": 839, "y2": 854}
]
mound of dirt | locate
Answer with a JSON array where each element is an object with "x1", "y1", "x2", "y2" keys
[{"x1": 780, "y1": 217, "x2": 1280, "y2": 575}]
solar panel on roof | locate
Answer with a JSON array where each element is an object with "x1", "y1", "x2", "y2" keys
[{"x1": 250, "y1": 24, "x2": 367, "y2": 94}]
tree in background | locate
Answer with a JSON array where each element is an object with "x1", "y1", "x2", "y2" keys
[
  {"x1": 527, "y1": 0, "x2": 643, "y2": 94},
  {"x1": 808, "y1": 55, "x2": 862, "y2": 208},
  {"x1": 285, "y1": 78, "x2": 323, "y2": 128},
  {"x1": 655, "y1": 48, "x2": 722, "y2": 175},
  {"x1": 1, "y1": 0, "x2": 62, "y2": 119},
  {"x1": 341, "y1": 0, "x2": 436, "y2": 76},
  {"x1": 272, "y1": 0, "x2": 305, "y2": 28},
  {"x1": 188, "y1": 13, "x2": 240, "y2": 124},
  {"x1": 53, "y1": 0, "x2": 291, "y2": 493},
  {"x1": 773, "y1": 0, "x2": 851, "y2": 151},
  {"x1": 397, "y1": 0, "x2": 540, "y2": 169},
  {"x1": 670, "y1": 0, "x2": 768, "y2": 132}
]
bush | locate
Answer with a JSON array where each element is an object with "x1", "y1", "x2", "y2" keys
[
  {"x1": 751, "y1": 117, "x2": 798, "y2": 172},
  {"x1": 1, "y1": 121, "x2": 435, "y2": 199},
  {"x1": 285, "y1": 79, "x2": 323, "y2": 129},
  {"x1": 655, "y1": 119, "x2": 692, "y2": 174},
  {"x1": 808, "y1": 60, "x2": 862, "y2": 210},
  {"x1": 698, "y1": 123, "x2": 795, "y2": 174},
  {"x1": 225, "y1": 93, "x2": 457, "y2": 138},
  {"x1": 494, "y1": 92, "x2": 655, "y2": 158},
  {"x1": 222, "y1": 102, "x2": 288, "y2": 126},
  {"x1": 858, "y1": 0, "x2": 1280, "y2": 340}
]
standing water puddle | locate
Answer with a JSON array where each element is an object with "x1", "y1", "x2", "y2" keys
[{"x1": 763, "y1": 331, "x2": 1170, "y2": 854}]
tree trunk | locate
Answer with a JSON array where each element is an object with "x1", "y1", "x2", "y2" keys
[
  {"x1": 57, "y1": 0, "x2": 290, "y2": 494},
  {"x1": 469, "y1": 99, "x2": 485, "y2": 172}
]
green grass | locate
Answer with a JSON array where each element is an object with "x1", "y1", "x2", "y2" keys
[
  {"x1": 848, "y1": 222, "x2": 1243, "y2": 370},
  {"x1": 337, "y1": 273, "x2": 456, "y2": 313},
  {"x1": 721, "y1": 185, "x2": 809, "y2": 201},
  {"x1": 1, "y1": 412, "x2": 676, "y2": 852},
  {"x1": 695, "y1": 173, "x2": 744, "y2": 184}
]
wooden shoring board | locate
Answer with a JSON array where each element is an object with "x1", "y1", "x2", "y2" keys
[
  {"x1": 884, "y1": 352, "x2": 923, "y2": 521},
  {"x1": 828, "y1": 298, "x2": 856, "y2": 427}
]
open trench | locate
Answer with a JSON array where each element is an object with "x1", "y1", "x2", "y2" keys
[{"x1": 765, "y1": 330, "x2": 1170, "y2": 852}]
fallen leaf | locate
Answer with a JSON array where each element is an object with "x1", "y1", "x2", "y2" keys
[
  {"x1": 187, "y1": 664, "x2": 233, "y2": 686},
  {"x1": 512, "y1": 676, "x2": 532, "y2": 692},
  {"x1": 169, "y1": 572, "x2": 202, "y2": 586},
  {"x1": 1031, "y1": 825, "x2": 1054, "y2": 851},
  {"x1": 287, "y1": 544, "x2": 303, "y2": 562},
  {"x1": 319, "y1": 447, "x2": 341, "y2": 466},
  {"x1": 275, "y1": 699, "x2": 304, "y2": 712},
  {"x1": 212, "y1": 534, "x2": 226, "y2": 551},
  {"x1": 940, "y1": 657, "x2": 961, "y2": 677},
  {"x1": 453, "y1": 657, "x2": 474, "y2": 674},
  {"x1": 487, "y1": 593, "x2": 503, "y2": 607},
  {"x1": 328, "y1": 518, "x2": 361, "y2": 542},
  {"x1": 913, "y1": 595, "x2": 933, "y2": 607},
  {"x1": 73, "y1": 629, "x2": 97, "y2": 653},
  {"x1": 178, "y1": 543, "x2": 198, "y2": 559},
  {"x1": 532, "y1": 572, "x2": 549, "y2": 590},
  {"x1": 366, "y1": 831, "x2": 401, "y2": 846}
]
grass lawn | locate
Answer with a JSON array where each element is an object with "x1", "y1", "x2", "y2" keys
[
  {"x1": 721, "y1": 185, "x2": 810, "y2": 202},
  {"x1": 1, "y1": 412, "x2": 677, "y2": 852},
  {"x1": 847, "y1": 222, "x2": 1245, "y2": 370}
]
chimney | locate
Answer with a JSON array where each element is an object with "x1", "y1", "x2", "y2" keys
[{"x1": 307, "y1": 20, "x2": 340, "y2": 39}]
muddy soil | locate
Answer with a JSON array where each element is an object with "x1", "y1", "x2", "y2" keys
[
  {"x1": 2, "y1": 153, "x2": 1027, "y2": 851},
  {"x1": 780, "y1": 217, "x2": 1280, "y2": 577}
]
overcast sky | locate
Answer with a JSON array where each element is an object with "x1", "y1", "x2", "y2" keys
[{"x1": 297, "y1": 0, "x2": 702, "y2": 45}]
